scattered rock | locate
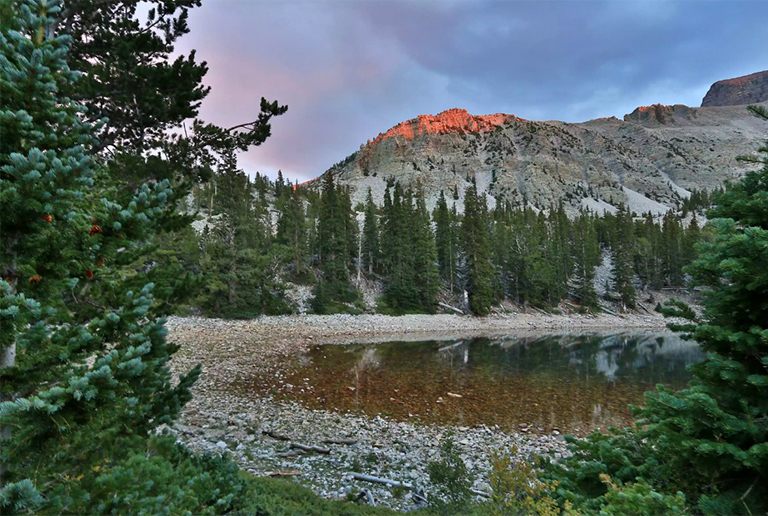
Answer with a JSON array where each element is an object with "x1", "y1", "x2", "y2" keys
[{"x1": 165, "y1": 312, "x2": 670, "y2": 511}]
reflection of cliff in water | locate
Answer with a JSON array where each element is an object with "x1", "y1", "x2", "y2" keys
[{"x1": 240, "y1": 331, "x2": 703, "y2": 435}]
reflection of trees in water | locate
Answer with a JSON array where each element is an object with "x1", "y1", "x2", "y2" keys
[
  {"x1": 475, "y1": 332, "x2": 703, "y2": 385},
  {"x1": 271, "y1": 332, "x2": 704, "y2": 434},
  {"x1": 350, "y1": 347, "x2": 381, "y2": 395},
  {"x1": 436, "y1": 340, "x2": 469, "y2": 369}
]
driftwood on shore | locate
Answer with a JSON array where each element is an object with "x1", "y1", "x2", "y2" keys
[
  {"x1": 263, "y1": 430, "x2": 356, "y2": 448},
  {"x1": 351, "y1": 472, "x2": 491, "y2": 498},
  {"x1": 322, "y1": 438, "x2": 358, "y2": 445},
  {"x1": 438, "y1": 302, "x2": 465, "y2": 314},
  {"x1": 352, "y1": 473, "x2": 413, "y2": 489},
  {"x1": 290, "y1": 442, "x2": 331, "y2": 454},
  {"x1": 262, "y1": 430, "x2": 290, "y2": 441},
  {"x1": 266, "y1": 470, "x2": 302, "y2": 477},
  {"x1": 275, "y1": 449, "x2": 305, "y2": 458}
]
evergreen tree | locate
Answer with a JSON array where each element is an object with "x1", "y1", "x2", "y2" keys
[
  {"x1": 411, "y1": 190, "x2": 440, "y2": 310},
  {"x1": 571, "y1": 213, "x2": 600, "y2": 308},
  {"x1": 276, "y1": 187, "x2": 308, "y2": 281},
  {"x1": 527, "y1": 211, "x2": 559, "y2": 306},
  {"x1": 461, "y1": 181, "x2": 494, "y2": 314},
  {"x1": 361, "y1": 188, "x2": 380, "y2": 275},
  {"x1": 0, "y1": 3, "x2": 241, "y2": 512},
  {"x1": 314, "y1": 172, "x2": 355, "y2": 305},
  {"x1": 382, "y1": 183, "x2": 417, "y2": 310},
  {"x1": 434, "y1": 190, "x2": 459, "y2": 293},
  {"x1": 550, "y1": 203, "x2": 572, "y2": 302},
  {"x1": 274, "y1": 169, "x2": 286, "y2": 199},
  {"x1": 636, "y1": 212, "x2": 664, "y2": 290},
  {"x1": 44, "y1": 0, "x2": 287, "y2": 319},
  {"x1": 661, "y1": 210, "x2": 684, "y2": 287},
  {"x1": 198, "y1": 157, "x2": 289, "y2": 317},
  {"x1": 610, "y1": 204, "x2": 636, "y2": 310},
  {"x1": 380, "y1": 184, "x2": 395, "y2": 276}
]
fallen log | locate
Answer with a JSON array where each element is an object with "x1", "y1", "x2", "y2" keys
[
  {"x1": 598, "y1": 305, "x2": 619, "y2": 316},
  {"x1": 352, "y1": 473, "x2": 412, "y2": 489},
  {"x1": 290, "y1": 442, "x2": 331, "y2": 454},
  {"x1": 637, "y1": 301, "x2": 652, "y2": 314},
  {"x1": 322, "y1": 438, "x2": 358, "y2": 445},
  {"x1": 438, "y1": 302, "x2": 464, "y2": 314},
  {"x1": 262, "y1": 430, "x2": 290, "y2": 441},
  {"x1": 351, "y1": 473, "x2": 490, "y2": 498},
  {"x1": 267, "y1": 470, "x2": 302, "y2": 477},
  {"x1": 275, "y1": 449, "x2": 305, "y2": 458}
]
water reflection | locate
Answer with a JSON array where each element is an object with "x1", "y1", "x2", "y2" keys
[{"x1": 243, "y1": 331, "x2": 704, "y2": 435}]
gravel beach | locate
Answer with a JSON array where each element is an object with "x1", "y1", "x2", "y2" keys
[{"x1": 166, "y1": 312, "x2": 669, "y2": 511}]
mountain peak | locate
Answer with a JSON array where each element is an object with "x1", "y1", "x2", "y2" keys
[{"x1": 369, "y1": 108, "x2": 520, "y2": 146}]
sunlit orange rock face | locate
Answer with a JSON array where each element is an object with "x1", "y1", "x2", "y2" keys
[
  {"x1": 623, "y1": 103, "x2": 698, "y2": 126},
  {"x1": 701, "y1": 70, "x2": 768, "y2": 107},
  {"x1": 370, "y1": 108, "x2": 518, "y2": 146}
]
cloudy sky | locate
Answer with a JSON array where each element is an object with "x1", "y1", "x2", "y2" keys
[{"x1": 175, "y1": 1, "x2": 768, "y2": 183}]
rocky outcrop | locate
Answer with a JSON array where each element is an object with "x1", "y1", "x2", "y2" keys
[
  {"x1": 701, "y1": 70, "x2": 768, "y2": 107},
  {"x1": 623, "y1": 104, "x2": 699, "y2": 126},
  {"x1": 369, "y1": 108, "x2": 517, "y2": 143}
]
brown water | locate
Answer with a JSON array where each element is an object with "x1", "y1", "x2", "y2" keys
[{"x1": 242, "y1": 331, "x2": 703, "y2": 435}]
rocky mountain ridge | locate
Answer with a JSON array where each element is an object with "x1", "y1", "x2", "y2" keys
[
  {"x1": 314, "y1": 72, "x2": 768, "y2": 216},
  {"x1": 702, "y1": 70, "x2": 768, "y2": 107}
]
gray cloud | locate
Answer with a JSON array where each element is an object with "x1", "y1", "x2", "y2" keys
[{"x1": 177, "y1": 0, "x2": 768, "y2": 182}]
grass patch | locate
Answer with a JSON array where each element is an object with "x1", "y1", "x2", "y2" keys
[{"x1": 237, "y1": 472, "x2": 400, "y2": 515}]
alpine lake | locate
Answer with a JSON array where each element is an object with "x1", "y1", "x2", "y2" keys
[{"x1": 240, "y1": 331, "x2": 703, "y2": 436}]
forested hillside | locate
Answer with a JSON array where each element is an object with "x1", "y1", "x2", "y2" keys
[{"x1": 172, "y1": 164, "x2": 711, "y2": 318}]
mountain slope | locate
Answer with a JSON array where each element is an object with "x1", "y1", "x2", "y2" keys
[{"x1": 315, "y1": 74, "x2": 768, "y2": 216}]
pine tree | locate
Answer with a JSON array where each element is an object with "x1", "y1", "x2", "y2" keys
[
  {"x1": 411, "y1": 190, "x2": 440, "y2": 310},
  {"x1": 361, "y1": 188, "x2": 380, "y2": 275},
  {"x1": 434, "y1": 190, "x2": 459, "y2": 293},
  {"x1": 571, "y1": 213, "x2": 600, "y2": 308},
  {"x1": 610, "y1": 204, "x2": 636, "y2": 310},
  {"x1": 274, "y1": 169, "x2": 286, "y2": 199},
  {"x1": 314, "y1": 172, "x2": 355, "y2": 306},
  {"x1": 461, "y1": 181, "x2": 494, "y2": 314},
  {"x1": 0, "y1": 3, "x2": 241, "y2": 512},
  {"x1": 276, "y1": 187, "x2": 308, "y2": 281},
  {"x1": 550, "y1": 203, "x2": 572, "y2": 302},
  {"x1": 382, "y1": 183, "x2": 417, "y2": 310},
  {"x1": 198, "y1": 157, "x2": 289, "y2": 317},
  {"x1": 661, "y1": 210, "x2": 684, "y2": 287}
]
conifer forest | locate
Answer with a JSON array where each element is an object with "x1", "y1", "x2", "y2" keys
[{"x1": 1, "y1": 0, "x2": 767, "y2": 514}]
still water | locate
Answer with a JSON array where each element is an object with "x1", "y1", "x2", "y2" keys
[{"x1": 248, "y1": 332, "x2": 704, "y2": 435}]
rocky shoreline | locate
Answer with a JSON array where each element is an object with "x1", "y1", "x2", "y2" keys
[{"x1": 166, "y1": 312, "x2": 669, "y2": 511}]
